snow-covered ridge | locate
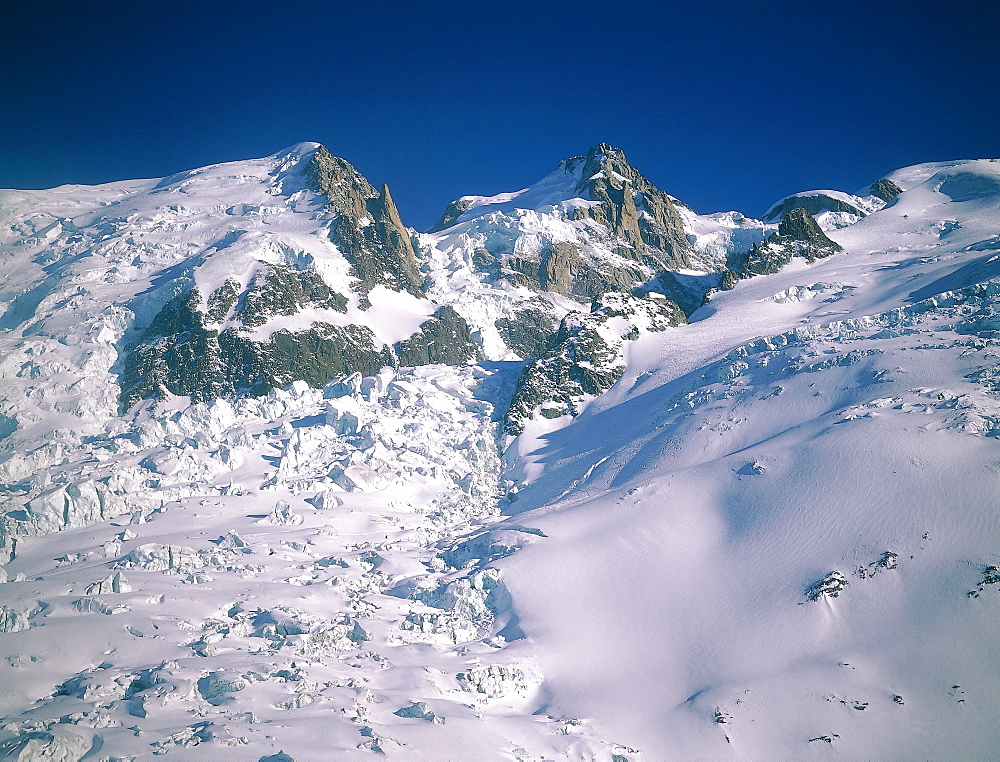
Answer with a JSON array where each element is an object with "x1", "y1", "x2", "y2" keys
[{"x1": 762, "y1": 188, "x2": 887, "y2": 230}]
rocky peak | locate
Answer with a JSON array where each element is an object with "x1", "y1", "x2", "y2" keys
[
  {"x1": 571, "y1": 143, "x2": 632, "y2": 188},
  {"x1": 777, "y1": 207, "x2": 835, "y2": 244},
  {"x1": 303, "y1": 145, "x2": 378, "y2": 217},
  {"x1": 563, "y1": 143, "x2": 692, "y2": 268},
  {"x1": 303, "y1": 145, "x2": 422, "y2": 301}
]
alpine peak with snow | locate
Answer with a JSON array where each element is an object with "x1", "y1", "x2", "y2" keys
[{"x1": 1, "y1": 140, "x2": 999, "y2": 759}]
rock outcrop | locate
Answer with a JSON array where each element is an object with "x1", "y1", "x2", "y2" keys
[
  {"x1": 394, "y1": 305, "x2": 482, "y2": 366},
  {"x1": 120, "y1": 274, "x2": 482, "y2": 409},
  {"x1": 763, "y1": 192, "x2": 867, "y2": 223},
  {"x1": 568, "y1": 143, "x2": 691, "y2": 268},
  {"x1": 504, "y1": 292, "x2": 686, "y2": 434},
  {"x1": 869, "y1": 178, "x2": 903, "y2": 203},
  {"x1": 427, "y1": 197, "x2": 475, "y2": 234},
  {"x1": 739, "y1": 208, "x2": 842, "y2": 278},
  {"x1": 495, "y1": 307, "x2": 558, "y2": 360},
  {"x1": 119, "y1": 266, "x2": 394, "y2": 408},
  {"x1": 427, "y1": 144, "x2": 695, "y2": 308}
]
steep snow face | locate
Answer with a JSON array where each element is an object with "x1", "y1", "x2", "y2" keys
[{"x1": 2, "y1": 151, "x2": 1000, "y2": 759}]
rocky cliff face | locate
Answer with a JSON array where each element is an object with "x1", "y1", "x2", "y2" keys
[
  {"x1": 120, "y1": 263, "x2": 481, "y2": 410},
  {"x1": 305, "y1": 147, "x2": 423, "y2": 302},
  {"x1": 118, "y1": 269, "x2": 394, "y2": 409},
  {"x1": 568, "y1": 143, "x2": 691, "y2": 268},
  {"x1": 504, "y1": 292, "x2": 687, "y2": 434},
  {"x1": 419, "y1": 144, "x2": 706, "y2": 363},
  {"x1": 869, "y1": 177, "x2": 903, "y2": 203},
  {"x1": 394, "y1": 305, "x2": 482, "y2": 366}
]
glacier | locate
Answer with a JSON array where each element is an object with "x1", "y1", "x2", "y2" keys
[{"x1": 0, "y1": 143, "x2": 999, "y2": 759}]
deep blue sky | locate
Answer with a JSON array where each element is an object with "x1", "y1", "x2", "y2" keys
[{"x1": 2, "y1": 1, "x2": 998, "y2": 229}]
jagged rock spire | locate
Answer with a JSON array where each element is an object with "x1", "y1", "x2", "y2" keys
[{"x1": 304, "y1": 145, "x2": 422, "y2": 300}]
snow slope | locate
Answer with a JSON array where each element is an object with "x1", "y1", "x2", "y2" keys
[
  {"x1": 497, "y1": 157, "x2": 1000, "y2": 758},
  {"x1": 1, "y1": 147, "x2": 999, "y2": 759}
]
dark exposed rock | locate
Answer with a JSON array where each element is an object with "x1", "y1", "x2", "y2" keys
[
  {"x1": 869, "y1": 178, "x2": 903, "y2": 203},
  {"x1": 303, "y1": 146, "x2": 422, "y2": 302},
  {"x1": 119, "y1": 283, "x2": 391, "y2": 408},
  {"x1": 776, "y1": 206, "x2": 840, "y2": 247},
  {"x1": 566, "y1": 261, "x2": 648, "y2": 301},
  {"x1": 504, "y1": 292, "x2": 686, "y2": 434},
  {"x1": 499, "y1": 256, "x2": 543, "y2": 291},
  {"x1": 718, "y1": 270, "x2": 738, "y2": 291},
  {"x1": 238, "y1": 264, "x2": 347, "y2": 328},
  {"x1": 656, "y1": 270, "x2": 730, "y2": 316},
  {"x1": 495, "y1": 308, "x2": 558, "y2": 359},
  {"x1": 740, "y1": 208, "x2": 842, "y2": 278},
  {"x1": 205, "y1": 279, "x2": 241, "y2": 323},
  {"x1": 536, "y1": 241, "x2": 647, "y2": 300},
  {"x1": 303, "y1": 146, "x2": 373, "y2": 219},
  {"x1": 471, "y1": 247, "x2": 497, "y2": 272},
  {"x1": 740, "y1": 244, "x2": 791, "y2": 278},
  {"x1": 566, "y1": 143, "x2": 690, "y2": 267},
  {"x1": 539, "y1": 242, "x2": 582, "y2": 295},
  {"x1": 394, "y1": 306, "x2": 482, "y2": 366},
  {"x1": 429, "y1": 143, "x2": 693, "y2": 303},
  {"x1": 569, "y1": 143, "x2": 691, "y2": 269},
  {"x1": 121, "y1": 289, "x2": 228, "y2": 405},
  {"x1": 256, "y1": 324, "x2": 392, "y2": 390},
  {"x1": 119, "y1": 262, "x2": 484, "y2": 408}
]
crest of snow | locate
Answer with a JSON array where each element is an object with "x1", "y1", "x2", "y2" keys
[
  {"x1": 762, "y1": 189, "x2": 885, "y2": 223},
  {"x1": 437, "y1": 160, "x2": 587, "y2": 227}
]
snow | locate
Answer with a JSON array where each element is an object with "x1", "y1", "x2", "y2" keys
[
  {"x1": 441, "y1": 160, "x2": 586, "y2": 226},
  {"x1": 1, "y1": 148, "x2": 1000, "y2": 758},
  {"x1": 490, "y1": 158, "x2": 1000, "y2": 757}
]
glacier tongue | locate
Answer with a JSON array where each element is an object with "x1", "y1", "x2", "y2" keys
[{"x1": 0, "y1": 362, "x2": 603, "y2": 758}]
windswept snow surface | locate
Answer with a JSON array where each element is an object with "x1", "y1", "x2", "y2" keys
[
  {"x1": 497, "y1": 157, "x2": 1000, "y2": 758},
  {"x1": 1, "y1": 150, "x2": 1000, "y2": 759}
]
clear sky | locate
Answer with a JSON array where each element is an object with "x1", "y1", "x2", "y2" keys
[{"x1": 2, "y1": 0, "x2": 998, "y2": 230}]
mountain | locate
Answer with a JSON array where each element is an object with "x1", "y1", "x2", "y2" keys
[{"x1": 0, "y1": 144, "x2": 999, "y2": 759}]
